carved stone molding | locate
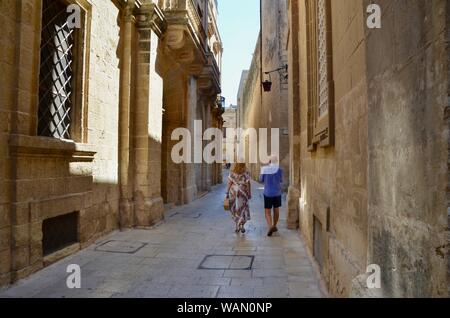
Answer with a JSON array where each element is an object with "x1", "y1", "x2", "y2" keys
[
  {"x1": 135, "y1": 2, "x2": 167, "y2": 37},
  {"x1": 198, "y1": 77, "x2": 213, "y2": 90},
  {"x1": 9, "y1": 135, "x2": 96, "y2": 161},
  {"x1": 176, "y1": 47, "x2": 195, "y2": 64},
  {"x1": 165, "y1": 25, "x2": 186, "y2": 49}
]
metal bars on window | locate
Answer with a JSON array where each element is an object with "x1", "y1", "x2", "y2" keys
[{"x1": 38, "y1": 0, "x2": 75, "y2": 139}]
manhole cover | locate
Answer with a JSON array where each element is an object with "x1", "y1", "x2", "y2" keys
[
  {"x1": 95, "y1": 240, "x2": 147, "y2": 254},
  {"x1": 198, "y1": 255, "x2": 254, "y2": 270}
]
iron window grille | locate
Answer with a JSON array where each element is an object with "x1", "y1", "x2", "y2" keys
[{"x1": 38, "y1": 0, "x2": 76, "y2": 139}]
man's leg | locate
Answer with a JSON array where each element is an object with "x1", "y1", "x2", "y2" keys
[
  {"x1": 265, "y1": 209, "x2": 273, "y2": 229},
  {"x1": 273, "y1": 208, "x2": 280, "y2": 231}
]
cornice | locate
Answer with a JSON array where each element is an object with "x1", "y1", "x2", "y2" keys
[{"x1": 135, "y1": 2, "x2": 167, "y2": 37}]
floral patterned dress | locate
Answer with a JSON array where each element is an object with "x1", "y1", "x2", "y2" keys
[{"x1": 228, "y1": 171, "x2": 251, "y2": 225}]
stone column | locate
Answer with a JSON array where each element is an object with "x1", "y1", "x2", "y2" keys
[
  {"x1": 118, "y1": 2, "x2": 135, "y2": 229},
  {"x1": 181, "y1": 76, "x2": 199, "y2": 203},
  {"x1": 132, "y1": 3, "x2": 166, "y2": 227},
  {"x1": 195, "y1": 96, "x2": 205, "y2": 193},
  {"x1": 211, "y1": 105, "x2": 223, "y2": 185},
  {"x1": 161, "y1": 69, "x2": 184, "y2": 206},
  {"x1": 203, "y1": 99, "x2": 213, "y2": 190}
]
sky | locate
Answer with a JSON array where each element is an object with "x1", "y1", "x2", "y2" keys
[{"x1": 218, "y1": 0, "x2": 260, "y2": 107}]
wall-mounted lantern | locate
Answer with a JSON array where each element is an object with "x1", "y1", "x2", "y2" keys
[
  {"x1": 262, "y1": 78, "x2": 272, "y2": 92},
  {"x1": 261, "y1": 64, "x2": 288, "y2": 93}
]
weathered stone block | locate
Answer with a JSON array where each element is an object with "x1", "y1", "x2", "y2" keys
[
  {"x1": 0, "y1": 204, "x2": 10, "y2": 228},
  {"x1": 12, "y1": 224, "x2": 29, "y2": 248},
  {"x1": 12, "y1": 246, "x2": 29, "y2": 270},
  {"x1": 0, "y1": 227, "x2": 10, "y2": 251},
  {"x1": 0, "y1": 181, "x2": 10, "y2": 204},
  {"x1": 0, "y1": 273, "x2": 11, "y2": 286},
  {"x1": 13, "y1": 261, "x2": 42, "y2": 282},
  {"x1": 30, "y1": 222, "x2": 42, "y2": 244},
  {"x1": 29, "y1": 242, "x2": 42, "y2": 265},
  {"x1": 13, "y1": 202, "x2": 30, "y2": 225},
  {"x1": 0, "y1": 249, "x2": 11, "y2": 274}
]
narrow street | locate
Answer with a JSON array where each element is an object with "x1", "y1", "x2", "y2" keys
[{"x1": 0, "y1": 175, "x2": 325, "y2": 298}]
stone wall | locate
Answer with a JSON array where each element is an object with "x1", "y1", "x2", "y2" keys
[
  {"x1": 240, "y1": 0, "x2": 290, "y2": 185},
  {"x1": 0, "y1": 0, "x2": 223, "y2": 288},
  {"x1": 296, "y1": 0, "x2": 369, "y2": 297},
  {"x1": 290, "y1": 0, "x2": 449, "y2": 297},
  {"x1": 0, "y1": 0, "x2": 18, "y2": 286},
  {"x1": 222, "y1": 106, "x2": 237, "y2": 163},
  {"x1": 0, "y1": 0, "x2": 123, "y2": 286},
  {"x1": 241, "y1": 35, "x2": 261, "y2": 179},
  {"x1": 82, "y1": 0, "x2": 121, "y2": 246},
  {"x1": 364, "y1": 0, "x2": 449, "y2": 297},
  {"x1": 286, "y1": 0, "x2": 301, "y2": 230},
  {"x1": 237, "y1": 71, "x2": 249, "y2": 130}
]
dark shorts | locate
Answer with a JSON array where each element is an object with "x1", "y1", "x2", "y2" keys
[{"x1": 264, "y1": 195, "x2": 282, "y2": 209}]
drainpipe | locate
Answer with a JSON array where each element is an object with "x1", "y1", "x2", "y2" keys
[{"x1": 118, "y1": 0, "x2": 135, "y2": 230}]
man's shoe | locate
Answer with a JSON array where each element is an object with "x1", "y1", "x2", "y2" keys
[{"x1": 267, "y1": 229, "x2": 273, "y2": 237}]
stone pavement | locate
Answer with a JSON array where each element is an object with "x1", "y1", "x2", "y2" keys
[{"x1": 0, "y1": 177, "x2": 326, "y2": 298}]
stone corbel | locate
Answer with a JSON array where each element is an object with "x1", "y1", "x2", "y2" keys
[
  {"x1": 176, "y1": 48, "x2": 195, "y2": 64},
  {"x1": 213, "y1": 41, "x2": 223, "y2": 54},
  {"x1": 198, "y1": 77, "x2": 213, "y2": 90},
  {"x1": 123, "y1": 0, "x2": 136, "y2": 23},
  {"x1": 135, "y1": 2, "x2": 167, "y2": 37},
  {"x1": 188, "y1": 64, "x2": 204, "y2": 75},
  {"x1": 165, "y1": 25, "x2": 187, "y2": 50}
]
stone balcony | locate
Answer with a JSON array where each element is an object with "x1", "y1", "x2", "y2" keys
[
  {"x1": 159, "y1": 0, "x2": 207, "y2": 50},
  {"x1": 198, "y1": 52, "x2": 221, "y2": 96},
  {"x1": 158, "y1": 0, "x2": 221, "y2": 94},
  {"x1": 158, "y1": 0, "x2": 206, "y2": 66}
]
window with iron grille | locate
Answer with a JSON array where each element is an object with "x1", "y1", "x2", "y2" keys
[{"x1": 38, "y1": 0, "x2": 77, "y2": 139}]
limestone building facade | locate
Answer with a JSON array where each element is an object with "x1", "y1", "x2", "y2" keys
[
  {"x1": 0, "y1": 0, "x2": 223, "y2": 287},
  {"x1": 238, "y1": 0, "x2": 290, "y2": 187},
  {"x1": 236, "y1": 70, "x2": 249, "y2": 130},
  {"x1": 222, "y1": 105, "x2": 237, "y2": 163},
  {"x1": 287, "y1": 0, "x2": 449, "y2": 297}
]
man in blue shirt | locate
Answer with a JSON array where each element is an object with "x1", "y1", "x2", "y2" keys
[{"x1": 259, "y1": 156, "x2": 283, "y2": 237}]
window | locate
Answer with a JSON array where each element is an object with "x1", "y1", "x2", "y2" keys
[
  {"x1": 306, "y1": 0, "x2": 334, "y2": 149},
  {"x1": 38, "y1": 0, "x2": 88, "y2": 141}
]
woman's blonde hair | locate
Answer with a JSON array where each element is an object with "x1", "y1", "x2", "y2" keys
[{"x1": 232, "y1": 163, "x2": 247, "y2": 175}]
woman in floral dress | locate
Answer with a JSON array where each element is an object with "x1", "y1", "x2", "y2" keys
[{"x1": 225, "y1": 163, "x2": 252, "y2": 234}]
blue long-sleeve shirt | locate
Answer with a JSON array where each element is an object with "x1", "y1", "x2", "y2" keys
[{"x1": 259, "y1": 168, "x2": 283, "y2": 197}]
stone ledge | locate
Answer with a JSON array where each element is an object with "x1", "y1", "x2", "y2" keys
[
  {"x1": 9, "y1": 134, "x2": 96, "y2": 161},
  {"x1": 30, "y1": 192, "x2": 91, "y2": 221},
  {"x1": 43, "y1": 243, "x2": 81, "y2": 267}
]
